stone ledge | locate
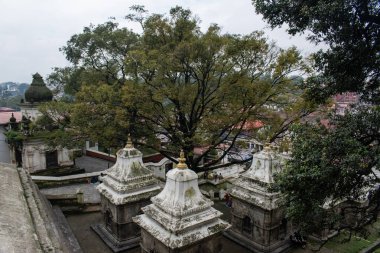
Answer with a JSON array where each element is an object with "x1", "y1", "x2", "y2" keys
[
  {"x1": 91, "y1": 224, "x2": 140, "y2": 252},
  {"x1": 224, "y1": 229, "x2": 293, "y2": 253}
]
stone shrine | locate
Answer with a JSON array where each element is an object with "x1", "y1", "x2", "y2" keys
[
  {"x1": 225, "y1": 143, "x2": 292, "y2": 253},
  {"x1": 93, "y1": 137, "x2": 161, "y2": 252},
  {"x1": 133, "y1": 150, "x2": 230, "y2": 253},
  {"x1": 19, "y1": 73, "x2": 74, "y2": 172},
  {"x1": 20, "y1": 73, "x2": 53, "y2": 120}
]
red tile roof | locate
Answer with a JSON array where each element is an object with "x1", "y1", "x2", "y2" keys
[
  {"x1": 237, "y1": 120, "x2": 264, "y2": 130},
  {"x1": 0, "y1": 112, "x2": 22, "y2": 125}
]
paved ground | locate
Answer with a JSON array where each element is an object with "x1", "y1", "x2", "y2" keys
[
  {"x1": 41, "y1": 183, "x2": 101, "y2": 203},
  {"x1": 0, "y1": 165, "x2": 41, "y2": 253},
  {"x1": 66, "y1": 212, "x2": 128, "y2": 253},
  {"x1": 66, "y1": 211, "x2": 251, "y2": 253},
  {"x1": 214, "y1": 200, "x2": 233, "y2": 222},
  {"x1": 75, "y1": 156, "x2": 114, "y2": 173}
]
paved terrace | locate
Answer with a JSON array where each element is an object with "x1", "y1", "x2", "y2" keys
[
  {"x1": 0, "y1": 164, "x2": 81, "y2": 253},
  {"x1": 0, "y1": 165, "x2": 42, "y2": 252}
]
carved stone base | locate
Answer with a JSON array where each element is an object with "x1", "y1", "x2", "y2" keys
[
  {"x1": 224, "y1": 229, "x2": 293, "y2": 253},
  {"x1": 91, "y1": 224, "x2": 140, "y2": 253}
]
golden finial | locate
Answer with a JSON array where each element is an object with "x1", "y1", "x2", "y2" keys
[
  {"x1": 264, "y1": 137, "x2": 272, "y2": 152},
  {"x1": 177, "y1": 149, "x2": 187, "y2": 169},
  {"x1": 125, "y1": 134, "x2": 133, "y2": 148}
]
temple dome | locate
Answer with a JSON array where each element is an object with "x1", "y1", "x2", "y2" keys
[{"x1": 24, "y1": 73, "x2": 53, "y2": 103}]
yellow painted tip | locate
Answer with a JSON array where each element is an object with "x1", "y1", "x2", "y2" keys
[
  {"x1": 177, "y1": 149, "x2": 187, "y2": 169},
  {"x1": 125, "y1": 134, "x2": 133, "y2": 148}
]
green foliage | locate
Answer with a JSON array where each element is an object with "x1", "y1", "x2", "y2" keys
[
  {"x1": 120, "y1": 7, "x2": 313, "y2": 169},
  {"x1": 276, "y1": 106, "x2": 380, "y2": 234},
  {"x1": 30, "y1": 101, "x2": 85, "y2": 149},
  {"x1": 72, "y1": 84, "x2": 129, "y2": 150},
  {"x1": 253, "y1": 0, "x2": 380, "y2": 103},
  {"x1": 5, "y1": 130, "x2": 25, "y2": 148},
  {"x1": 47, "y1": 6, "x2": 315, "y2": 170},
  {"x1": 48, "y1": 20, "x2": 139, "y2": 93}
]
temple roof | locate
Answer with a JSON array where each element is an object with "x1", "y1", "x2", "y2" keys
[
  {"x1": 243, "y1": 142, "x2": 282, "y2": 184},
  {"x1": 230, "y1": 142, "x2": 287, "y2": 210},
  {"x1": 97, "y1": 137, "x2": 160, "y2": 205},
  {"x1": 24, "y1": 73, "x2": 53, "y2": 103},
  {"x1": 0, "y1": 111, "x2": 22, "y2": 125}
]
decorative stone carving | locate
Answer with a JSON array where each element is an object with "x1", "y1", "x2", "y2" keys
[{"x1": 133, "y1": 150, "x2": 230, "y2": 253}]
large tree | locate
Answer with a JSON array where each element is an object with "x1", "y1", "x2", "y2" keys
[
  {"x1": 253, "y1": 0, "x2": 380, "y2": 241},
  {"x1": 48, "y1": 20, "x2": 139, "y2": 95},
  {"x1": 47, "y1": 6, "x2": 314, "y2": 171}
]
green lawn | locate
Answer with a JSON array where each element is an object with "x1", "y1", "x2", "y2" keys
[{"x1": 323, "y1": 219, "x2": 380, "y2": 253}]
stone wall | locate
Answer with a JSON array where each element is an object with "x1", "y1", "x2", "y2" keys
[
  {"x1": 229, "y1": 197, "x2": 289, "y2": 251},
  {"x1": 22, "y1": 139, "x2": 74, "y2": 173},
  {"x1": 100, "y1": 194, "x2": 149, "y2": 241}
]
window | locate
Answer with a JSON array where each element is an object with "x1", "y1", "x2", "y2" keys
[
  {"x1": 105, "y1": 210, "x2": 113, "y2": 231},
  {"x1": 242, "y1": 216, "x2": 252, "y2": 234}
]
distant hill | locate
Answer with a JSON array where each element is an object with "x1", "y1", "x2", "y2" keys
[
  {"x1": 0, "y1": 82, "x2": 29, "y2": 110},
  {"x1": 0, "y1": 82, "x2": 29, "y2": 98}
]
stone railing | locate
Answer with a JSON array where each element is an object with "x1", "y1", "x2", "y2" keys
[{"x1": 32, "y1": 171, "x2": 102, "y2": 188}]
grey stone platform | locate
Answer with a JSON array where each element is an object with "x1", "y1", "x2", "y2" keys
[
  {"x1": 224, "y1": 229, "x2": 293, "y2": 253},
  {"x1": 0, "y1": 164, "x2": 82, "y2": 253},
  {"x1": 91, "y1": 224, "x2": 140, "y2": 252}
]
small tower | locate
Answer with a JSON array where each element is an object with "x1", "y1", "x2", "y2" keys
[
  {"x1": 18, "y1": 73, "x2": 74, "y2": 172},
  {"x1": 225, "y1": 142, "x2": 292, "y2": 253},
  {"x1": 93, "y1": 136, "x2": 161, "y2": 252},
  {"x1": 133, "y1": 150, "x2": 230, "y2": 253},
  {"x1": 21, "y1": 73, "x2": 53, "y2": 120}
]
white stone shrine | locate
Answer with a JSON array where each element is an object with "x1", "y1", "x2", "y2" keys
[
  {"x1": 225, "y1": 142, "x2": 292, "y2": 253},
  {"x1": 93, "y1": 137, "x2": 161, "y2": 252},
  {"x1": 133, "y1": 150, "x2": 230, "y2": 253}
]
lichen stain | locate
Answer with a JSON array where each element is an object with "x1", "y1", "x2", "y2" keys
[
  {"x1": 208, "y1": 223, "x2": 228, "y2": 234},
  {"x1": 185, "y1": 187, "x2": 195, "y2": 199}
]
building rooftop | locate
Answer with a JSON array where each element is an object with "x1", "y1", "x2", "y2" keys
[{"x1": 0, "y1": 111, "x2": 22, "y2": 125}]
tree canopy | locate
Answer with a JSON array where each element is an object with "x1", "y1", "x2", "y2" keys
[
  {"x1": 277, "y1": 108, "x2": 380, "y2": 236},
  {"x1": 46, "y1": 6, "x2": 314, "y2": 171},
  {"x1": 254, "y1": 0, "x2": 380, "y2": 103}
]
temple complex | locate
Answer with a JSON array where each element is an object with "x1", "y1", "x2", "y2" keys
[
  {"x1": 133, "y1": 150, "x2": 230, "y2": 253},
  {"x1": 17, "y1": 73, "x2": 74, "y2": 172},
  {"x1": 225, "y1": 143, "x2": 292, "y2": 253},
  {"x1": 93, "y1": 136, "x2": 161, "y2": 252}
]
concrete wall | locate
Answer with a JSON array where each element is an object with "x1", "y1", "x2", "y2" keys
[
  {"x1": 20, "y1": 104, "x2": 41, "y2": 121},
  {"x1": 230, "y1": 198, "x2": 289, "y2": 250},
  {"x1": 22, "y1": 139, "x2": 74, "y2": 173},
  {"x1": 100, "y1": 195, "x2": 150, "y2": 241},
  {"x1": 0, "y1": 127, "x2": 11, "y2": 163}
]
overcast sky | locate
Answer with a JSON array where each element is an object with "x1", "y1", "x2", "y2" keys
[{"x1": 0, "y1": 0, "x2": 318, "y2": 84}]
